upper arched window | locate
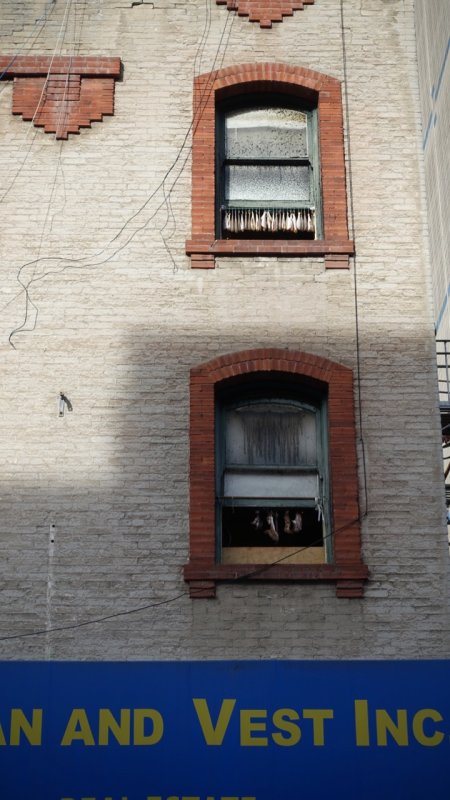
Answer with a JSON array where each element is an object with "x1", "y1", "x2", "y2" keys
[
  {"x1": 217, "y1": 99, "x2": 321, "y2": 239},
  {"x1": 186, "y1": 63, "x2": 354, "y2": 268}
]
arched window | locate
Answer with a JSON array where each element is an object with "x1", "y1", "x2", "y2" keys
[
  {"x1": 185, "y1": 349, "x2": 368, "y2": 598},
  {"x1": 186, "y1": 64, "x2": 354, "y2": 268}
]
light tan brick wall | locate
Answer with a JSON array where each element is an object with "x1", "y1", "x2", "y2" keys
[{"x1": 0, "y1": 0, "x2": 448, "y2": 659}]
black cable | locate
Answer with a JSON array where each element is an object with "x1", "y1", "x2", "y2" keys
[
  {"x1": 0, "y1": 592, "x2": 188, "y2": 642},
  {"x1": 0, "y1": 0, "x2": 57, "y2": 89},
  {"x1": 6, "y1": 5, "x2": 236, "y2": 345},
  {"x1": 159, "y1": 4, "x2": 234, "y2": 271},
  {"x1": 0, "y1": 515, "x2": 361, "y2": 643},
  {"x1": 8, "y1": 5, "x2": 74, "y2": 346},
  {"x1": 340, "y1": 0, "x2": 369, "y2": 517}
]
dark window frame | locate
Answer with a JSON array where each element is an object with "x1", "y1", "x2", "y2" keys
[
  {"x1": 215, "y1": 379, "x2": 332, "y2": 564},
  {"x1": 215, "y1": 94, "x2": 322, "y2": 239}
]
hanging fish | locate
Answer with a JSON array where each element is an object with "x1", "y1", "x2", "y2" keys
[
  {"x1": 315, "y1": 498, "x2": 323, "y2": 522},
  {"x1": 251, "y1": 510, "x2": 262, "y2": 530},
  {"x1": 292, "y1": 511, "x2": 303, "y2": 532},
  {"x1": 265, "y1": 512, "x2": 279, "y2": 543}
]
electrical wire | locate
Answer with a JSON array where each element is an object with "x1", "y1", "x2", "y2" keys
[
  {"x1": 6, "y1": 3, "x2": 236, "y2": 345},
  {"x1": 0, "y1": 516, "x2": 361, "y2": 643},
  {"x1": 7, "y1": 2, "x2": 75, "y2": 346},
  {"x1": 0, "y1": 0, "x2": 57, "y2": 89},
  {"x1": 0, "y1": 0, "x2": 74, "y2": 206},
  {"x1": 156, "y1": 0, "x2": 213, "y2": 271},
  {"x1": 8, "y1": 141, "x2": 65, "y2": 343},
  {"x1": 159, "y1": 3, "x2": 233, "y2": 271},
  {"x1": 340, "y1": 0, "x2": 369, "y2": 518},
  {"x1": 193, "y1": 0, "x2": 212, "y2": 78}
]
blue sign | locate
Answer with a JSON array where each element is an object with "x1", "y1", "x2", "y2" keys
[{"x1": 0, "y1": 660, "x2": 449, "y2": 800}]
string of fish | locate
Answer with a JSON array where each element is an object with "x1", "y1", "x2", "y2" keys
[{"x1": 223, "y1": 207, "x2": 315, "y2": 234}]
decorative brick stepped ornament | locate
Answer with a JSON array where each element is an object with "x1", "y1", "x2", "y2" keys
[
  {"x1": 216, "y1": 0, "x2": 315, "y2": 28},
  {"x1": 0, "y1": 56, "x2": 121, "y2": 139}
]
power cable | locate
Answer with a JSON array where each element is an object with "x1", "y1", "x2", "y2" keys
[
  {"x1": 158, "y1": 0, "x2": 213, "y2": 271},
  {"x1": 0, "y1": 0, "x2": 74, "y2": 206},
  {"x1": 7, "y1": 2, "x2": 75, "y2": 345},
  {"x1": 0, "y1": 0, "x2": 57, "y2": 89},
  {"x1": 0, "y1": 516, "x2": 361, "y2": 643},
  {"x1": 6, "y1": 3, "x2": 236, "y2": 345},
  {"x1": 159, "y1": 4, "x2": 234, "y2": 271},
  {"x1": 340, "y1": 0, "x2": 369, "y2": 518}
]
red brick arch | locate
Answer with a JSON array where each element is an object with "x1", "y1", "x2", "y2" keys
[
  {"x1": 185, "y1": 348, "x2": 368, "y2": 598},
  {"x1": 186, "y1": 62, "x2": 353, "y2": 268}
]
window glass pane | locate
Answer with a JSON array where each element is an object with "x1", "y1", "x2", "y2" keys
[
  {"x1": 224, "y1": 470, "x2": 318, "y2": 498},
  {"x1": 225, "y1": 164, "x2": 310, "y2": 204},
  {"x1": 225, "y1": 403, "x2": 317, "y2": 466},
  {"x1": 225, "y1": 107, "x2": 308, "y2": 159}
]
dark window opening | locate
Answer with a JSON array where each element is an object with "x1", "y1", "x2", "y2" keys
[
  {"x1": 222, "y1": 506, "x2": 324, "y2": 549},
  {"x1": 216, "y1": 378, "x2": 330, "y2": 565}
]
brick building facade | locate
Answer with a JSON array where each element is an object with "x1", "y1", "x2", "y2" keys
[{"x1": 0, "y1": 0, "x2": 448, "y2": 660}]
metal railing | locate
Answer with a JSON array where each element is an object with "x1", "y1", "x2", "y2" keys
[{"x1": 436, "y1": 340, "x2": 450, "y2": 407}]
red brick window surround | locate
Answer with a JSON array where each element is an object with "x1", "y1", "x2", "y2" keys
[
  {"x1": 186, "y1": 63, "x2": 354, "y2": 269},
  {"x1": 0, "y1": 56, "x2": 121, "y2": 139},
  {"x1": 185, "y1": 349, "x2": 368, "y2": 598}
]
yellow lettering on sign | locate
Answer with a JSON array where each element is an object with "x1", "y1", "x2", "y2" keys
[
  {"x1": 10, "y1": 709, "x2": 42, "y2": 746},
  {"x1": 376, "y1": 709, "x2": 408, "y2": 746},
  {"x1": 193, "y1": 698, "x2": 236, "y2": 745},
  {"x1": 61, "y1": 709, "x2": 95, "y2": 746},
  {"x1": 412, "y1": 709, "x2": 445, "y2": 746},
  {"x1": 240, "y1": 709, "x2": 268, "y2": 746},
  {"x1": 354, "y1": 699, "x2": 370, "y2": 746},
  {"x1": 272, "y1": 708, "x2": 301, "y2": 746},
  {"x1": 133, "y1": 709, "x2": 164, "y2": 745},
  {"x1": 98, "y1": 708, "x2": 131, "y2": 746},
  {"x1": 303, "y1": 709, "x2": 334, "y2": 746}
]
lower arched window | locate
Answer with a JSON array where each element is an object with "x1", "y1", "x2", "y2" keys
[
  {"x1": 217, "y1": 378, "x2": 330, "y2": 565},
  {"x1": 185, "y1": 349, "x2": 368, "y2": 598}
]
